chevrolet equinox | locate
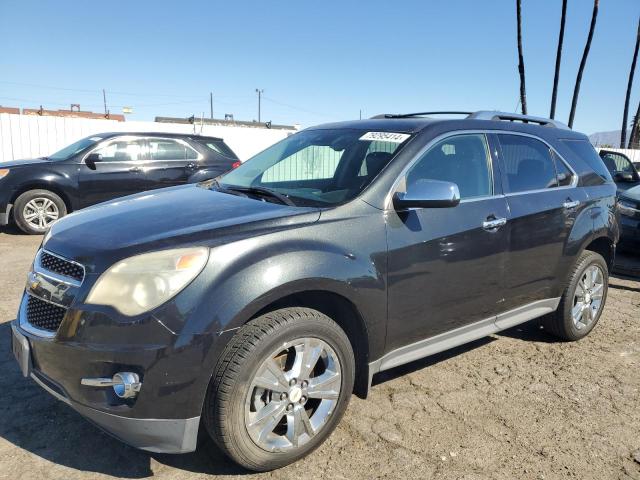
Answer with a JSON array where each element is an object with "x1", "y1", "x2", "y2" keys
[{"x1": 11, "y1": 111, "x2": 619, "y2": 471}]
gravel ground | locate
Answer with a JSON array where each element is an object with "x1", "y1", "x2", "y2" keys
[{"x1": 1, "y1": 227, "x2": 639, "y2": 480}]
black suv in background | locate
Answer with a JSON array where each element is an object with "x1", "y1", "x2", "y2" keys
[
  {"x1": 0, "y1": 132, "x2": 240, "y2": 234},
  {"x1": 599, "y1": 149, "x2": 640, "y2": 245},
  {"x1": 11, "y1": 111, "x2": 618, "y2": 471}
]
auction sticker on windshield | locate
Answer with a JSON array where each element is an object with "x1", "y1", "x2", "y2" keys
[{"x1": 359, "y1": 132, "x2": 410, "y2": 143}]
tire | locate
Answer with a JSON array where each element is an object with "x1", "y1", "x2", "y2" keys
[
  {"x1": 203, "y1": 307, "x2": 355, "y2": 471},
  {"x1": 13, "y1": 189, "x2": 67, "y2": 235},
  {"x1": 543, "y1": 250, "x2": 609, "y2": 341}
]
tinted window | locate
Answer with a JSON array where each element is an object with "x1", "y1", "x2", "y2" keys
[
  {"x1": 148, "y1": 139, "x2": 198, "y2": 161},
  {"x1": 199, "y1": 140, "x2": 237, "y2": 158},
  {"x1": 552, "y1": 151, "x2": 574, "y2": 187},
  {"x1": 562, "y1": 140, "x2": 612, "y2": 183},
  {"x1": 406, "y1": 134, "x2": 492, "y2": 199},
  {"x1": 498, "y1": 134, "x2": 557, "y2": 193},
  {"x1": 93, "y1": 139, "x2": 146, "y2": 162}
]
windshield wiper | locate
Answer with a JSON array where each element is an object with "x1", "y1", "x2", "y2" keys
[
  {"x1": 225, "y1": 185, "x2": 297, "y2": 206},
  {"x1": 211, "y1": 181, "x2": 296, "y2": 206}
]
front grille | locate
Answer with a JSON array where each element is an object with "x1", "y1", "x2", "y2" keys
[
  {"x1": 26, "y1": 295, "x2": 67, "y2": 332},
  {"x1": 40, "y1": 251, "x2": 84, "y2": 282}
]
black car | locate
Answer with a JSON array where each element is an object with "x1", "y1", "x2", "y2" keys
[
  {"x1": 0, "y1": 132, "x2": 240, "y2": 234},
  {"x1": 599, "y1": 149, "x2": 640, "y2": 245},
  {"x1": 11, "y1": 111, "x2": 618, "y2": 471}
]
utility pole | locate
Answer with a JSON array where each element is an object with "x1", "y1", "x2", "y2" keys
[
  {"x1": 359, "y1": 109, "x2": 362, "y2": 120},
  {"x1": 210, "y1": 92, "x2": 213, "y2": 119},
  {"x1": 256, "y1": 88, "x2": 264, "y2": 122},
  {"x1": 102, "y1": 89, "x2": 107, "y2": 115}
]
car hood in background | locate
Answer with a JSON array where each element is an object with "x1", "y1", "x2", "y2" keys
[
  {"x1": 44, "y1": 184, "x2": 321, "y2": 271},
  {"x1": 0, "y1": 158, "x2": 53, "y2": 169}
]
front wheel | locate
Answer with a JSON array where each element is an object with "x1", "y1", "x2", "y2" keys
[
  {"x1": 543, "y1": 250, "x2": 609, "y2": 341},
  {"x1": 203, "y1": 308, "x2": 355, "y2": 471},
  {"x1": 13, "y1": 189, "x2": 67, "y2": 235}
]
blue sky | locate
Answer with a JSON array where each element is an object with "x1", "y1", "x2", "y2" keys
[{"x1": 0, "y1": 0, "x2": 639, "y2": 134}]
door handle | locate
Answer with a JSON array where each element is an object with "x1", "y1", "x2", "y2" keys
[
  {"x1": 129, "y1": 166, "x2": 142, "y2": 173},
  {"x1": 482, "y1": 217, "x2": 507, "y2": 230},
  {"x1": 186, "y1": 162, "x2": 196, "y2": 169},
  {"x1": 563, "y1": 200, "x2": 580, "y2": 209}
]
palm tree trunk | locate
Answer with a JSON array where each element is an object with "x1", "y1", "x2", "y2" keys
[
  {"x1": 516, "y1": 0, "x2": 527, "y2": 115},
  {"x1": 550, "y1": 0, "x2": 568, "y2": 119},
  {"x1": 568, "y1": 0, "x2": 599, "y2": 129},
  {"x1": 621, "y1": 17, "x2": 640, "y2": 148},
  {"x1": 629, "y1": 100, "x2": 640, "y2": 148}
]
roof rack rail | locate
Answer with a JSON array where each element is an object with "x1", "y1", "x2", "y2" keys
[
  {"x1": 370, "y1": 110, "x2": 571, "y2": 130},
  {"x1": 371, "y1": 111, "x2": 472, "y2": 119},
  {"x1": 467, "y1": 111, "x2": 570, "y2": 130}
]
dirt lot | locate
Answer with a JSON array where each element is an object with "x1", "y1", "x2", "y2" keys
[{"x1": 1, "y1": 226, "x2": 639, "y2": 480}]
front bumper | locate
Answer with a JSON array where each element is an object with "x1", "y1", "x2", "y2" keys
[{"x1": 11, "y1": 320, "x2": 202, "y2": 453}]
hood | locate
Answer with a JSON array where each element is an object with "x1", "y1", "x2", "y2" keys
[
  {"x1": 44, "y1": 184, "x2": 320, "y2": 271},
  {"x1": 0, "y1": 158, "x2": 54, "y2": 169},
  {"x1": 620, "y1": 183, "x2": 640, "y2": 202}
]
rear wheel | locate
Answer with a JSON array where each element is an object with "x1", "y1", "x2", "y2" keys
[
  {"x1": 203, "y1": 308, "x2": 355, "y2": 471},
  {"x1": 13, "y1": 189, "x2": 66, "y2": 235},
  {"x1": 543, "y1": 250, "x2": 608, "y2": 341}
]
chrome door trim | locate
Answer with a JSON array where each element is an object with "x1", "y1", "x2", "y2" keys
[
  {"x1": 384, "y1": 129, "x2": 578, "y2": 210},
  {"x1": 368, "y1": 297, "x2": 560, "y2": 380}
]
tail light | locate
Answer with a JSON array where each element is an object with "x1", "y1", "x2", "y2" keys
[{"x1": 232, "y1": 161, "x2": 241, "y2": 169}]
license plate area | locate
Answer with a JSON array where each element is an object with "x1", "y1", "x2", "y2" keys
[{"x1": 11, "y1": 324, "x2": 31, "y2": 377}]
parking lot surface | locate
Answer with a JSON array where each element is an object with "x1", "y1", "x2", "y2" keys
[{"x1": 1, "y1": 227, "x2": 639, "y2": 480}]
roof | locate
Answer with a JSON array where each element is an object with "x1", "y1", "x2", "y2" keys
[{"x1": 93, "y1": 132, "x2": 224, "y2": 141}]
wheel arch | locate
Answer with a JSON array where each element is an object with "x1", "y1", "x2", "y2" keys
[
  {"x1": 250, "y1": 289, "x2": 371, "y2": 399},
  {"x1": 10, "y1": 183, "x2": 73, "y2": 216}
]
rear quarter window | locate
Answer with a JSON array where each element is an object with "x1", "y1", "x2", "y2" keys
[{"x1": 560, "y1": 139, "x2": 613, "y2": 185}]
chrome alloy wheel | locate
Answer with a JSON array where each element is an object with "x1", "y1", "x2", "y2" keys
[
  {"x1": 23, "y1": 198, "x2": 59, "y2": 230},
  {"x1": 244, "y1": 337, "x2": 342, "y2": 452},
  {"x1": 572, "y1": 264, "x2": 605, "y2": 330}
]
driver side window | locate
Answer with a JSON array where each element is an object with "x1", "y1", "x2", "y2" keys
[
  {"x1": 406, "y1": 134, "x2": 492, "y2": 199},
  {"x1": 92, "y1": 139, "x2": 147, "y2": 162}
]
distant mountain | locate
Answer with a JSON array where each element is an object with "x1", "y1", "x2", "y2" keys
[{"x1": 589, "y1": 130, "x2": 621, "y2": 147}]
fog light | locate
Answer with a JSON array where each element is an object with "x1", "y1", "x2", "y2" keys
[
  {"x1": 81, "y1": 371, "x2": 142, "y2": 399},
  {"x1": 112, "y1": 372, "x2": 141, "y2": 399}
]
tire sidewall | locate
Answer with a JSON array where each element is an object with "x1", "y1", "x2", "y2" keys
[
  {"x1": 562, "y1": 252, "x2": 609, "y2": 340},
  {"x1": 217, "y1": 313, "x2": 355, "y2": 470},
  {"x1": 14, "y1": 190, "x2": 66, "y2": 235}
]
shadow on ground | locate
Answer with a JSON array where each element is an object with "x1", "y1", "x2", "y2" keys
[{"x1": 0, "y1": 322, "x2": 248, "y2": 478}]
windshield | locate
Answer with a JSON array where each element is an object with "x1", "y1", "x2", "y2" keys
[
  {"x1": 48, "y1": 135, "x2": 104, "y2": 161},
  {"x1": 218, "y1": 128, "x2": 411, "y2": 206}
]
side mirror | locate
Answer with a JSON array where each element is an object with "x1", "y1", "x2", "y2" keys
[
  {"x1": 85, "y1": 153, "x2": 102, "y2": 170},
  {"x1": 614, "y1": 172, "x2": 634, "y2": 182},
  {"x1": 393, "y1": 179, "x2": 461, "y2": 210}
]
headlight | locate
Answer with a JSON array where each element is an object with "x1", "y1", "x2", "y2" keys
[
  {"x1": 619, "y1": 199, "x2": 639, "y2": 217},
  {"x1": 0, "y1": 169, "x2": 9, "y2": 179},
  {"x1": 86, "y1": 247, "x2": 209, "y2": 316}
]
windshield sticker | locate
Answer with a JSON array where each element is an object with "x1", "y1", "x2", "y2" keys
[
  {"x1": 89, "y1": 137, "x2": 103, "y2": 142},
  {"x1": 359, "y1": 132, "x2": 410, "y2": 143}
]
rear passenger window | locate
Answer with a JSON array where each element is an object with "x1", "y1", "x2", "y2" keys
[
  {"x1": 552, "y1": 151, "x2": 574, "y2": 186},
  {"x1": 498, "y1": 135, "x2": 558, "y2": 193},
  {"x1": 406, "y1": 134, "x2": 492, "y2": 199},
  {"x1": 148, "y1": 139, "x2": 198, "y2": 161}
]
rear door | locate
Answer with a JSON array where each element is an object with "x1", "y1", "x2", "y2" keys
[
  {"x1": 77, "y1": 136, "x2": 148, "y2": 207},
  {"x1": 385, "y1": 133, "x2": 510, "y2": 351},
  {"x1": 496, "y1": 133, "x2": 587, "y2": 312},
  {"x1": 143, "y1": 137, "x2": 200, "y2": 189}
]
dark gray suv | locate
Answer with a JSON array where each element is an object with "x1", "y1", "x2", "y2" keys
[{"x1": 11, "y1": 111, "x2": 619, "y2": 471}]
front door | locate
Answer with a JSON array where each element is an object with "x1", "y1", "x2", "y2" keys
[
  {"x1": 77, "y1": 137, "x2": 148, "y2": 208},
  {"x1": 385, "y1": 133, "x2": 509, "y2": 352}
]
